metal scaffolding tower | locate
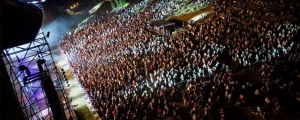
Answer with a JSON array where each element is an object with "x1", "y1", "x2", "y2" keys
[{"x1": 1, "y1": 32, "x2": 77, "y2": 120}]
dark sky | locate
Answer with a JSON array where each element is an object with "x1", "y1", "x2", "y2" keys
[
  {"x1": 40, "y1": 0, "x2": 102, "y2": 46},
  {"x1": 42, "y1": 0, "x2": 65, "y2": 24},
  {"x1": 41, "y1": 0, "x2": 98, "y2": 26}
]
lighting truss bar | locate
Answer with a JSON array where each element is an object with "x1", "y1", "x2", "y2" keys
[{"x1": 23, "y1": 71, "x2": 48, "y2": 85}]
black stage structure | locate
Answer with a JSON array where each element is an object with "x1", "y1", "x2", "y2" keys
[
  {"x1": 148, "y1": 20, "x2": 176, "y2": 36},
  {"x1": 1, "y1": 0, "x2": 76, "y2": 120}
]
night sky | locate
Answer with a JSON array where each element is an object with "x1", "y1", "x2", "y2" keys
[{"x1": 41, "y1": 0, "x2": 98, "y2": 26}]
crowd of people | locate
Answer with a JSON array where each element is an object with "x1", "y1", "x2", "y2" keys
[{"x1": 59, "y1": 0, "x2": 300, "y2": 119}]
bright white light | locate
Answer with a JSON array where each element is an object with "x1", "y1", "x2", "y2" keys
[
  {"x1": 89, "y1": 2, "x2": 103, "y2": 14},
  {"x1": 65, "y1": 83, "x2": 70, "y2": 87},
  {"x1": 27, "y1": 0, "x2": 45, "y2": 4},
  {"x1": 30, "y1": 1, "x2": 39, "y2": 4},
  {"x1": 189, "y1": 11, "x2": 211, "y2": 22}
]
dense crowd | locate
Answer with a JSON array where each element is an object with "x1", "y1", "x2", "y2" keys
[{"x1": 60, "y1": 0, "x2": 300, "y2": 119}]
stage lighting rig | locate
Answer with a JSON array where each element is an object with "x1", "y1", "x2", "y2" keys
[
  {"x1": 23, "y1": 71, "x2": 48, "y2": 85},
  {"x1": 61, "y1": 69, "x2": 70, "y2": 87},
  {"x1": 1, "y1": 0, "x2": 76, "y2": 118}
]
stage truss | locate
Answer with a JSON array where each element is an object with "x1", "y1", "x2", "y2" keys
[{"x1": 1, "y1": 32, "x2": 76, "y2": 120}]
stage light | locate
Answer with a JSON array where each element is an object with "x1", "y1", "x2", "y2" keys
[
  {"x1": 28, "y1": 1, "x2": 39, "y2": 4},
  {"x1": 18, "y1": 65, "x2": 26, "y2": 71},
  {"x1": 37, "y1": 59, "x2": 46, "y2": 64},
  {"x1": 37, "y1": 59, "x2": 46, "y2": 72},
  {"x1": 18, "y1": 65, "x2": 31, "y2": 76},
  {"x1": 28, "y1": 0, "x2": 46, "y2": 4},
  {"x1": 65, "y1": 83, "x2": 70, "y2": 87},
  {"x1": 46, "y1": 31, "x2": 50, "y2": 38},
  {"x1": 61, "y1": 69, "x2": 68, "y2": 82}
]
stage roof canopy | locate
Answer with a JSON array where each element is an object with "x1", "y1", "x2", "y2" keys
[{"x1": 1, "y1": 0, "x2": 43, "y2": 50}]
